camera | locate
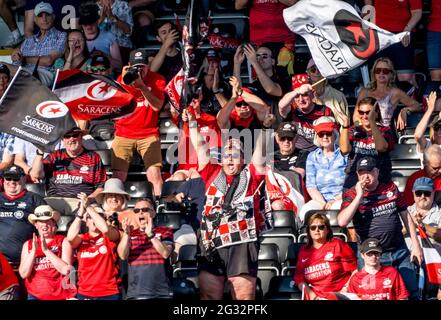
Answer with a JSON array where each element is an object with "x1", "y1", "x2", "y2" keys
[{"x1": 123, "y1": 65, "x2": 142, "y2": 85}]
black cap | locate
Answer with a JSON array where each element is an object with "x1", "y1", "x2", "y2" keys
[
  {"x1": 356, "y1": 156, "x2": 377, "y2": 172},
  {"x1": 129, "y1": 49, "x2": 150, "y2": 66},
  {"x1": 79, "y1": 2, "x2": 100, "y2": 25},
  {"x1": 276, "y1": 122, "x2": 297, "y2": 138},
  {"x1": 360, "y1": 238, "x2": 382, "y2": 254},
  {"x1": 64, "y1": 126, "x2": 86, "y2": 136},
  {"x1": 0, "y1": 63, "x2": 10, "y2": 77},
  {"x1": 90, "y1": 54, "x2": 110, "y2": 69},
  {"x1": 4, "y1": 166, "x2": 25, "y2": 179}
]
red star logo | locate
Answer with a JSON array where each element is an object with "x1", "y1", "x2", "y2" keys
[
  {"x1": 98, "y1": 83, "x2": 111, "y2": 94},
  {"x1": 49, "y1": 107, "x2": 61, "y2": 114},
  {"x1": 345, "y1": 22, "x2": 366, "y2": 44}
]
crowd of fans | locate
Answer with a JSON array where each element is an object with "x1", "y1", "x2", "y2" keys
[{"x1": 0, "y1": 0, "x2": 441, "y2": 301}]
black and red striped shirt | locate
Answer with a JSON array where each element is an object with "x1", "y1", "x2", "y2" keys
[
  {"x1": 290, "y1": 103, "x2": 333, "y2": 151},
  {"x1": 342, "y1": 181, "x2": 407, "y2": 252},
  {"x1": 43, "y1": 149, "x2": 106, "y2": 197}
]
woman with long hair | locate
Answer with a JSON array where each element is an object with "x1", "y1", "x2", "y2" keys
[{"x1": 54, "y1": 29, "x2": 91, "y2": 71}]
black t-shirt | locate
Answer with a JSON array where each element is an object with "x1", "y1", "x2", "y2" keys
[
  {"x1": 158, "y1": 52, "x2": 183, "y2": 83},
  {"x1": 272, "y1": 149, "x2": 309, "y2": 172},
  {"x1": 0, "y1": 191, "x2": 45, "y2": 263}
]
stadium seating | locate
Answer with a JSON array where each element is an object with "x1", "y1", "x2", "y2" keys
[
  {"x1": 257, "y1": 243, "x2": 281, "y2": 298},
  {"x1": 281, "y1": 242, "x2": 303, "y2": 276},
  {"x1": 124, "y1": 181, "x2": 154, "y2": 207},
  {"x1": 264, "y1": 275, "x2": 302, "y2": 300},
  {"x1": 26, "y1": 183, "x2": 46, "y2": 197},
  {"x1": 173, "y1": 244, "x2": 199, "y2": 290}
]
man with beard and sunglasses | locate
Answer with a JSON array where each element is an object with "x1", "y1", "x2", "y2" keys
[
  {"x1": 117, "y1": 198, "x2": 174, "y2": 300},
  {"x1": 30, "y1": 127, "x2": 107, "y2": 215},
  {"x1": 279, "y1": 74, "x2": 333, "y2": 152},
  {"x1": 339, "y1": 156, "x2": 423, "y2": 300}
]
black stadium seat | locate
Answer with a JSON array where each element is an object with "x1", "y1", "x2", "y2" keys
[
  {"x1": 264, "y1": 275, "x2": 302, "y2": 300},
  {"x1": 26, "y1": 183, "x2": 46, "y2": 197},
  {"x1": 124, "y1": 181, "x2": 154, "y2": 207},
  {"x1": 389, "y1": 144, "x2": 421, "y2": 171},
  {"x1": 172, "y1": 278, "x2": 198, "y2": 299},
  {"x1": 257, "y1": 243, "x2": 280, "y2": 298},
  {"x1": 281, "y1": 242, "x2": 304, "y2": 276}
]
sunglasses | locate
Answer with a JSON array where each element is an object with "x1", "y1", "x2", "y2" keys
[
  {"x1": 133, "y1": 207, "x2": 154, "y2": 214},
  {"x1": 358, "y1": 110, "x2": 371, "y2": 116},
  {"x1": 90, "y1": 66, "x2": 108, "y2": 72},
  {"x1": 236, "y1": 101, "x2": 249, "y2": 108},
  {"x1": 307, "y1": 66, "x2": 318, "y2": 74},
  {"x1": 35, "y1": 211, "x2": 53, "y2": 218},
  {"x1": 374, "y1": 68, "x2": 391, "y2": 75},
  {"x1": 280, "y1": 136, "x2": 294, "y2": 142},
  {"x1": 256, "y1": 53, "x2": 271, "y2": 59},
  {"x1": 63, "y1": 132, "x2": 81, "y2": 139},
  {"x1": 318, "y1": 131, "x2": 332, "y2": 138},
  {"x1": 294, "y1": 92, "x2": 310, "y2": 99},
  {"x1": 223, "y1": 152, "x2": 241, "y2": 159},
  {"x1": 309, "y1": 224, "x2": 326, "y2": 231},
  {"x1": 4, "y1": 177, "x2": 20, "y2": 182},
  {"x1": 365, "y1": 251, "x2": 381, "y2": 257},
  {"x1": 415, "y1": 190, "x2": 432, "y2": 197}
]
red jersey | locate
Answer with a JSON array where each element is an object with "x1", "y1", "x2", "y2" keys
[
  {"x1": 25, "y1": 235, "x2": 76, "y2": 300},
  {"x1": 76, "y1": 233, "x2": 119, "y2": 297},
  {"x1": 114, "y1": 71, "x2": 166, "y2": 139},
  {"x1": 374, "y1": 0, "x2": 422, "y2": 32},
  {"x1": 249, "y1": 0, "x2": 295, "y2": 45},
  {"x1": 348, "y1": 266, "x2": 409, "y2": 300},
  {"x1": 294, "y1": 238, "x2": 357, "y2": 296},
  {"x1": 428, "y1": 1, "x2": 441, "y2": 32},
  {"x1": 404, "y1": 169, "x2": 441, "y2": 206},
  {"x1": 0, "y1": 251, "x2": 18, "y2": 292}
]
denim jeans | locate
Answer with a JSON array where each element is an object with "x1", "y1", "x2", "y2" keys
[{"x1": 357, "y1": 243, "x2": 419, "y2": 300}]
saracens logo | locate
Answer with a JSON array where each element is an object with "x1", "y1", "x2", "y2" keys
[
  {"x1": 86, "y1": 80, "x2": 117, "y2": 101},
  {"x1": 36, "y1": 101, "x2": 69, "y2": 119},
  {"x1": 334, "y1": 9, "x2": 379, "y2": 60}
]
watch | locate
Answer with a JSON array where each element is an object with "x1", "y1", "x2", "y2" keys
[
  {"x1": 147, "y1": 232, "x2": 155, "y2": 240},
  {"x1": 238, "y1": 89, "x2": 244, "y2": 97},
  {"x1": 36, "y1": 150, "x2": 44, "y2": 156}
]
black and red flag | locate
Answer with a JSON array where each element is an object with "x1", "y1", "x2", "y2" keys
[
  {"x1": 0, "y1": 67, "x2": 76, "y2": 152},
  {"x1": 418, "y1": 225, "x2": 441, "y2": 285},
  {"x1": 52, "y1": 69, "x2": 136, "y2": 121}
]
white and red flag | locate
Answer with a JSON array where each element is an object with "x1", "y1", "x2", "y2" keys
[
  {"x1": 164, "y1": 68, "x2": 186, "y2": 113},
  {"x1": 283, "y1": 0, "x2": 407, "y2": 77},
  {"x1": 418, "y1": 225, "x2": 441, "y2": 285},
  {"x1": 52, "y1": 69, "x2": 136, "y2": 121}
]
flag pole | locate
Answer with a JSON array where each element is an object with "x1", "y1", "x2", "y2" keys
[
  {"x1": 51, "y1": 69, "x2": 60, "y2": 92},
  {"x1": 311, "y1": 77, "x2": 327, "y2": 89},
  {"x1": 0, "y1": 66, "x2": 22, "y2": 105}
]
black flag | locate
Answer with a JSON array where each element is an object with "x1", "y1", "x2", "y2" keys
[{"x1": 0, "y1": 68, "x2": 76, "y2": 152}]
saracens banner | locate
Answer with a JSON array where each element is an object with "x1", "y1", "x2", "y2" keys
[
  {"x1": 53, "y1": 69, "x2": 136, "y2": 121},
  {"x1": 0, "y1": 68, "x2": 76, "y2": 152},
  {"x1": 283, "y1": 0, "x2": 407, "y2": 78}
]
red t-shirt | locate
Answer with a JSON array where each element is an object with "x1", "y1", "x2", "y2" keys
[
  {"x1": 374, "y1": 0, "x2": 422, "y2": 32},
  {"x1": 403, "y1": 169, "x2": 441, "y2": 206},
  {"x1": 0, "y1": 252, "x2": 18, "y2": 292},
  {"x1": 348, "y1": 266, "x2": 409, "y2": 300},
  {"x1": 114, "y1": 71, "x2": 166, "y2": 139},
  {"x1": 25, "y1": 235, "x2": 76, "y2": 300},
  {"x1": 249, "y1": 0, "x2": 295, "y2": 45},
  {"x1": 294, "y1": 238, "x2": 357, "y2": 296},
  {"x1": 76, "y1": 233, "x2": 119, "y2": 297},
  {"x1": 428, "y1": 1, "x2": 441, "y2": 33}
]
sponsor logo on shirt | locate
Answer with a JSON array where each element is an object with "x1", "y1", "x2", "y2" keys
[
  {"x1": 79, "y1": 166, "x2": 89, "y2": 174},
  {"x1": 54, "y1": 174, "x2": 84, "y2": 185},
  {"x1": 99, "y1": 246, "x2": 108, "y2": 254},
  {"x1": 324, "y1": 252, "x2": 334, "y2": 261},
  {"x1": 14, "y1": 210, "x2": 24, "y2": 219},
  {"x1": 17, "y1": 202, "x2": 27, "y2": 209},
  {"x1": 382, "y1": 278, "x2": 392, "y2": 289}
]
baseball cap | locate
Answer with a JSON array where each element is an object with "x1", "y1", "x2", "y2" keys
[
  {"x1": 3, "y1": 166, "x2": 25, "y2": 179},
  {"x1": 34, "y1": 2, "x2": 54, "y2": 16},
  {"x1": 412, "y1": 177, "x2": 434, "y2": 193},
  {"x1": 276, "y1": 122, "x2": 297, "y2": 138},
  {"x1": 0, "y1": 63, "x2": 10, "y2": 77},
  {"x1": 129, "y1": 49, "x2": 150, "y2": 67},
  {"x1": 64, "y1": 126, "x2": 86, "y2": 137},
  {"x1": 360, "y1": 238, "x2": 382, "y2": 254},
  {"x1": 291, "y1": 74, "x2": 312, "y2": 94},
  {"x1": 356, "y1": 156, "x2": 377, "y2": 172},
  {"x1": 207, "y1": 49, "x2": 220, "y2": 62},
  {"x1": 79, "y1": 2, "x2": 100, "y2": 25},
  {"x1": 90, "y1": 54, "x2": 110, "y2": 69}
]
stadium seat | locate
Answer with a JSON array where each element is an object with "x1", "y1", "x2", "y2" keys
[
  {"x1": 172, "y1": 278, "x2": 198, "y2": 299},
  {"x1": 281, "y1": 242, "x2": 304, "y2": 276},
  {"x1": 154, "y1": 212, "x2": 183, "y2": 231},
  {"x1": 124, "y1": 181, "x2": 154, "y2": 207},
  {"x1": 57, "y1": 215, "x2": 75, "y2": 234},
  {"x1": 173, "y1": 244, "x2": 199, "y2": 290},
  {"x1": 257, "y1": 243, "x2": 280, "y2": 298},
  {"x1": 389, "y1": 144, "x2": 421, "y2": 171},
  {"x1": 95, "y1": 149, "x2": 111, "y2": 167},
  {"x1": 264, "y1": 275, "x2": 302, "y2": 300},
  {"x1": 26, "y1": 183, "x2": 46, "y2": 197}
]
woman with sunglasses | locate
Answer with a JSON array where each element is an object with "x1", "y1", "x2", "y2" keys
[
  {"x1": 414, "y1": 91, "x2": 439, "y2": 167},
  {"x1": 66, "y1": 192, "x2": 121, "y2": 300},
  {"x1": 299, "y1": 117, "x2": 347, "y2": 222},
  {"x1": 54, "y1": 29, "x2": 91, "y2": 71},
  {"x1": 19, "y1": 205, "x2": 76, "y2": 300},
  {"x1": 117, "y1": 198, "x2": 174, "y2": 299},
  {"x1": 294, "y1": 212, "x2": 357, "y2": 300},
  {"x1": 339, "y1": 97, "x2": 395, "y2": 190},
  {"x1": 356, "y1": 57, "x2": 420, "y2": 131}
]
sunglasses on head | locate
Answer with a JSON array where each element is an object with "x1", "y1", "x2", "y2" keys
[
  {"x1": 133, "y1": 207, "x2": 154, "y2": 214},
  {"x1": 4, "y1": 177, "x2": 21, "y2": 182},
  {"x1": 294, "y1": 92, "x2": 310, "y2": 99},
  {"x1": 415, "y1": 190, "x2": 432, "y2": 197},
  {"x1": 318, "y1": 131, "x2": 332, "y2": 138},
  {"x1": 374, "y1": 68, "x2": 391, "y2": 75},
  {"x1": 307, "y1": 66, "x2": 318, "y2": 74},
  {"x1": 309, "y1": 224, "x2": 326, "y2": 231},
  {"x1": 63, "y1": 132, "x2": 81, "y2": 139},
  {"x1": 365, "y1": 251, "x2": 381, "y2": 257},
  {"x1": 91, "y1": 66, "x2": 108, "y2": 72},
  {"x1": 35, "y1": 211, "x2": 53, "y2": 218}
]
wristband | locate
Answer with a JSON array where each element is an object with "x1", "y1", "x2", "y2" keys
[
  {"x1": 75, "y1": 213, "x2": 83, "y2": 220},
  {"x1": 342, "y1": 125, "x2": 350, "y2": 129},
  {"x1": 147, "y1": 232, "x2": 155, "y2": 240}
]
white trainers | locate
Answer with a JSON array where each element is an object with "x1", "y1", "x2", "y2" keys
[{"x1": 4, "y1": 34, "x2": 24, "y2": 48}]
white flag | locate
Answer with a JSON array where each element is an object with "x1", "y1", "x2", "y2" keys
[{"x1": 283, "y1": 0, "x2": 407, "y2": 77}]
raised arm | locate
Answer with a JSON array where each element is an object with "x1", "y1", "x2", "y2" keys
[
  {"x1": 242, "y1": 89, "x2": 270, "y2": 122},
  {"x1": 86, "y1": 206, "x2": 120, "y2": 242},
  {"x1": 414, "y1": 92, "x2": 436, "y2": 153},
  {"x1": 369, "y1": 106, "x2": 388, "y2": 152},
  {"x1": 278, "y1": 90, "x2": 297, "y2": 119},
  {"x1": 212, "y1": 68, "x2": 228, "y2": 107},
  {"x1": 251, "y1": 114, "x2": 275, "y2": 174},
  {"x1": 29, "y1": 150, "x2": 45, "y2": 180},
  {"x1": 338, "y1": 182, "x2": 363, "y2": 227},
  {"x1": 150, "y1": 29, "x2": 180, "y2": 73},
  {"x1": 187, "y1": 110, "x2": 210, "y2": 172},
  {"x1": 217, "y1": 76, "x2": 241, "y2": 129},
  {"x1": 233, "y1": 46, "x2": 245, "y2": 87},
  {"x1": 337, "y1": 110, "x2": 352, "y2": 155}
]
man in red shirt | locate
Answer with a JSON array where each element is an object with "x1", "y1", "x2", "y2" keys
[
  {"x1": 348, "y1": 238, "x2": 409, "y2": 300},
  {"x1": 404, "y1": 144, "x2": 441, "y2": 206},
  {"x1": 112, "y1": 49, "x2": 166, "y2": 197}
]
